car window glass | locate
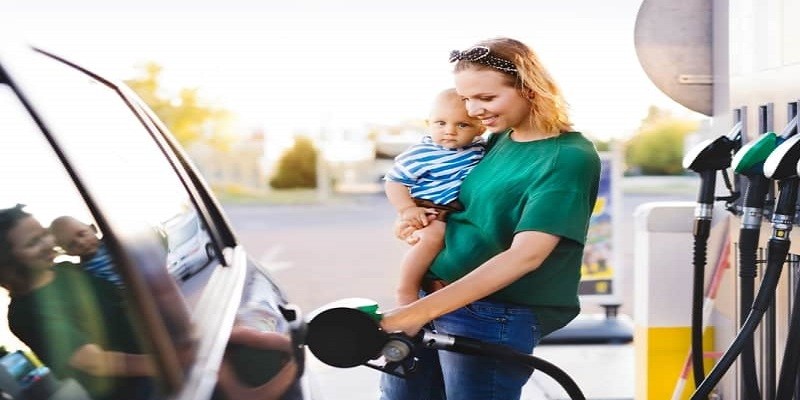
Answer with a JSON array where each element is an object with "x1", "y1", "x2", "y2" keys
[
  {"x1": 3, "y1": 52, "x2": 303, "y2": 399},
  {"x1": 17, "y1": 51, "x2": 218, "y2": 297},
  {"x1": 0, "y1": 83, "x2": 159, "y2": 400}
]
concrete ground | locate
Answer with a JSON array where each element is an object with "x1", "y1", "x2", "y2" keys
[{"x1": 305, "y1": 342, "x2": 635, "y2": 399}]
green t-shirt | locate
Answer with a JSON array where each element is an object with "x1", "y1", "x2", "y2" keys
[
  {"x1": 8, "y1": 263, "x2": 144, "y2": 400},
  {"x1": 429, "y1": 130, "x2": 601, "y2": 335}
]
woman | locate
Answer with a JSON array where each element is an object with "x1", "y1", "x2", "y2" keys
[
  {"x1": 0, "y1": 204, "x2": 154, "y2": 400},
  {"x1": 379, "y1": 37, "x2": 601, "y2": 400}
]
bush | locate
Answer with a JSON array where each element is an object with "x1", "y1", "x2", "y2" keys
[
  {"x1": 625, "y1": 119, "x2": 699, "y2": 175},
  {"x1": 269, "y1": 136, "x2": 318, "y2": 189}
]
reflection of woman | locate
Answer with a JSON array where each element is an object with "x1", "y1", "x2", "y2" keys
[{"x1": 0, "y1": 205, "x2": 153, "y2": 400}]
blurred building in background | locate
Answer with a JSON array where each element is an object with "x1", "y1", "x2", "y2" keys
[{"x1": 187, "y1": 130, "x2": 268, "y2": 193}]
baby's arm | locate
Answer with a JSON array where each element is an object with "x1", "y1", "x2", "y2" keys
[{"x1": 384, "y1": 181, "x2": 433, "y2": 228}]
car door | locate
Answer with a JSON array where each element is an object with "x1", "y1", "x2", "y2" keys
[{"x1": 0, "y1": 42, "x2": 309, "y2": 400}]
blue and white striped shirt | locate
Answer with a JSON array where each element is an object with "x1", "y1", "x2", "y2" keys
[
  {"x1": 82, "y1": 242, "x2": 124, "y2": 287},
  {"x1": 384, "y1": 136, "x2": 486, "y2": 205}
]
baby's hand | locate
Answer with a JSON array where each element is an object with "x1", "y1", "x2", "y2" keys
[{"x1": 400, "y1": 206, "x2": 436, "y2": 229}]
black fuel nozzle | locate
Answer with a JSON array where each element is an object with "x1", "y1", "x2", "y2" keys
[
  {"x1": 305, "y1": 299, "x2": 391, "y2": 368},
  {"x1": 303, "y1": 299, "x2": 419, "y2": 377},
  {"x1": 764, "y1": 121, "x2": 800, "y2": 182},
  {"x1": 683, "y1": 122, "x2": 743, "y2": 214},
  {"x1": 683, "y1": 121, "x2": 743, "y2": 174}
]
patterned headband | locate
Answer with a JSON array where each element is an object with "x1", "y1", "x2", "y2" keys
[{"x1": 448, "y1": 46, "x2": 518, "y2": 74}]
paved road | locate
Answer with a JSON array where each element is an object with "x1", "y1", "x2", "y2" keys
[
  {"x1": 221, "y1": 176, "x2": 698, "y2": 399},
  {"x1": 224, "y1": 179, "x2": 698, "y2": 317}
]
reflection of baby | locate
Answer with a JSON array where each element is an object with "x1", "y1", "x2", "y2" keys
[{"x1": 49, "y1": 216, "x2": 124, "y2": 287}]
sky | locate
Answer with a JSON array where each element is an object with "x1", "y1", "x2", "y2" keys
[{"x1": 5, "y1": 1, "x2": 701, "y2": 142}]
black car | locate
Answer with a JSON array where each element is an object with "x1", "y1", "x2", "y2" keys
[{"x1": 0, "y1": 41, "x2": 315, "y2": 399}]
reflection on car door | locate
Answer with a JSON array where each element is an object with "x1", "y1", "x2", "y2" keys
[{"x1": 161, "y1": 209, "x2": 214, "y2": 280}]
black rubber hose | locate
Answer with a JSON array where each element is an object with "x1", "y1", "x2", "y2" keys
[
  {"x1": 691, "y1": 169, "x2": 717, "y2": 388},
  {"x1": 448, "y1": 335, "x2": 586, "y2": 400},
  {"x1": 738, "y1": 227, "x2": 762, "y2": 400},
  {"x1": 775, "y1": 273, "x2": 800, "y2": 398},
  {"x1": 692, "y1": 177, "x2": 797, "y2": 399},
  {"x1": 691, "y1": 237, "x2": 791, "y2": 399},
  {"x1": 765, "y1": 299, "x2": 776, "y2": 400},
  {"x1": 738, "y1": 173, "x2": 769, "y2": 400},
  {"x1": 692, "y1": 218, "x2": 710, "y2": 388}
]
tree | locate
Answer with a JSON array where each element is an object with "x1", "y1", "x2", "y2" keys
[
  {"x1": 269, "y1": 136, "x2": 318, "y2": 189},
  {"x1": 592, "y1": 139, "x2": 612, "y2": 152},
  {"x1": 625, "y1": 108, "x2": 699, "y2": 175},
  {"x1": 124, "y1": 62, "x2": 231, "y2": 148}
]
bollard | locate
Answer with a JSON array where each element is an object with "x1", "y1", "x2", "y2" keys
[{"x1": 633, "y1": 201, "x2": 730, "y2": 399}]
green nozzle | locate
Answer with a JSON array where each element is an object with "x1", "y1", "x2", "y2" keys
[
  {"x1": 313, "y1": 297, "x2": 382, "y2": 321},
  {"x1": 732, "y1": 132, "x2": 778, "y2": 174},
  {"x1": 356, "y1": 304, "x2": 382, "y2": 321}
]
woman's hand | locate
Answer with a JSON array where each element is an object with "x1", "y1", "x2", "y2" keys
[
  {"x1": 69, "y1": 343, "x2": 155, "y2": 377},
  {"x1": 380, "y1": 305, "x2": 428, "y2": 338}
]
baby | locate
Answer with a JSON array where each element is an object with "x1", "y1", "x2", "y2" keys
[
  {"x1": 50, "y1": 216, "x2": 124, "y2": 287},
  {"x1": 383, "y1": 88, "x2": 486, "y2": 305}
]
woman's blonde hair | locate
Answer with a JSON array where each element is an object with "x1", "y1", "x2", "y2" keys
[{"x1": 452, "y1": 37, "x2": 572, "y2": 134}]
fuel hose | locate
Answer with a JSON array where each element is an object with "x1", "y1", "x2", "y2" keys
[{"x1": 691, "y1": 128, "x2": 800, "y2": 398}]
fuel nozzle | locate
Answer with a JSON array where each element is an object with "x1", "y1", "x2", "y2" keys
[
  {"x1": 764, "y1": 135, "x2": 800, "y2": 180},
  {"x1": 764, "y1": 116, "x2": 800, "y2": 181},
  {"x1": 683, "y1": 122, "x2": 743, "y2": 215},
  {"x1": 683, "y1": 121, "x2": 743, "y2": 173},
  {"x1": 304, "y1": 299, "x2": 417, "y2": 377},
  {"x1": 305, "y1": 298, "x2": 389, "y2": 368}
]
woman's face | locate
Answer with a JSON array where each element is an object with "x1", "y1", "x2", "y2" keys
[
  {"x1": 454, "y1": 68, "x2": 531, "y2": 133},
  {"x1": 8, "y1": 217, "x2": 56, "y2": 271}
]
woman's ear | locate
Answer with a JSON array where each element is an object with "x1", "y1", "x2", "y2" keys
[{"x1": 523, "y1": 89, "x2": 536, "y2": 101}]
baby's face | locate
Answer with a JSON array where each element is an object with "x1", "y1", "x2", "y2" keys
[
  {"x1": 428, "y1": 95, "x2": 485, "y2": 149},
  {"x1": 53, "y1": 222, "x2": 100, "y2": 256}
]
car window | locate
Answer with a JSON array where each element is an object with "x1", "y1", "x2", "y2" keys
[
  {"x1": 13, "y1": 50, "x2": 219, "y2": 296},
  {"x1": 0, "y1": 83, "x2": 161, "y2": 399}
]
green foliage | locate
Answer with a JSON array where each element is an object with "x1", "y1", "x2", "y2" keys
[
  {"x1": 625, "y1": 113, "x2": 699, "y2": 175},
  {"x1": 593, "y1": 139, "x2": 611, "y2": 152},
  {"x1": 269, "y1": 136, "x2": 318, "y2": 189},
  {"x1": 124, "y1": 62, "x2": 230, "y2": 148}
]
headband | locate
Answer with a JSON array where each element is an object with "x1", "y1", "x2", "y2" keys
[{"x1": 448, "y1": 46, "x2": 518, "y2": 74}]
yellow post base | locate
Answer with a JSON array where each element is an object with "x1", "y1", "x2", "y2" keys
[{"x1": 635, "y1": 325, "x2": 715, "y2": 400}]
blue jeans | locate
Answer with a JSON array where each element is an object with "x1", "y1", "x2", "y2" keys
[{"x1": 379, "y1": 297, "x2": 541, "y2": 400}]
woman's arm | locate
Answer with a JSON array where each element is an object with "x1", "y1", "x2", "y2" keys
[
  {"x1": 69, "y1": 343, "x2": 156, "y2": 377},
  {"x1": 380, "y1": 230, "x2": 560, "y2": 336}
]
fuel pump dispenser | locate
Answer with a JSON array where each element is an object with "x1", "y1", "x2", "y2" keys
[
  {"x1": 304, "y1": 298, "x2": 586, "y2": 400},
  {"x1": 691, "y1": 115, "x2": 800, "y2": 400},
  {"x1": 729, "y1": 116, "x2": 799, "y2": 399},
  {"x1": 682, "y1": 121, "x2": 743, "y2": 387}
]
